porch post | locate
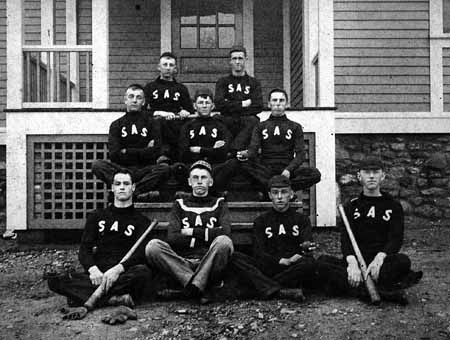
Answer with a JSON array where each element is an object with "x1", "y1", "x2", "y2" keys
[
  {"x1": 92, "y1": 0, "x2": 109, "y2": 108},
  {"x1": 282, "y1": 0, "x2": 291, "y2": 104},
  {"x1": 302, "y1": 0, "x2": 318, "y2": 107},
  {"x1": 318, "y1": 0, "x2": 335, "y2": 107},
  {"x1": 6, "y1": 0, "x2": 23, "y2": 109}
]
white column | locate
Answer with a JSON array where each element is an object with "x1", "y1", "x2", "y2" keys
[
  {"x1": 6, "y1": 0, "x2": 23, "y2": 109},
  {"x1": 67, "y1": 0, "x2": 80, "y2": 101},
  {"x1": 92, "y1": 0, "x2": 109, "y2": 108},
  {"x1": 317, "y1": 0, "x2": 335, "y2": 107},
  {"x1": 243, "y1": 0, "x2": 254, "y2": 76},
  {"x1": 302, "y1": 0, "x2": 318, "y2": 107},
  {"x1": 282, "y1": 0, "x2": 291, "y2": 105},
  {"x1": 161, "y1": 0, "x2": 171, "y2": 53},
  {"x1": 41, "y1": 0, "x2": 55, "y2": 101}
]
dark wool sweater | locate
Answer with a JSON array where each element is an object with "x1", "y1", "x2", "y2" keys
[
  {"x1": 215, "y1": 73, "x2": 263, "y2": 117},
  {"x1": 79, "y1": 205, "x2": 151, "y2": 273},
  {"x1": 108, "y1": 110, "x2": 162, "y2": 166},
  {"x1": 340, "y1": 192, "x2": 404, "y2": 263},
  {"x1": 144, "y1": 76, "x2": 194, "y2": 115},
  {"x1": 248, "y1": 114, "x2": 305, "y2": 172},
  {"x1": 253, "y1": 207, "x2": 313, "y2": 268},
  {"x1": 178, "y1": 116, "x2": 232, "y2": 164},
  {"x1": 167, "y1": 195, "x2": 231, "y2": 257}
]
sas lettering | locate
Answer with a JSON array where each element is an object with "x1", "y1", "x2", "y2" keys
[
  {"x1": 227, "y1": 84, "x2": 250, "y2": 94},
  {"x1": 382, "y1": 209, "x2": 392, "y2": 221},
  {"x1": 124, "y1": 225, "x2": 135, "y2": 236},
  {"x1": 367, "y1": 206, "x2": 376, "y2": 218},
  {"x1": 121, "y1": 125, "x2": 148, "y2": 138},
  {"x1": 152, "y1": 89, "x2": 180, "y2": 101},
  {"x1": 265, "y1": 224, "x2": 300, "y2": 238},
  {"x1": 261, "y1": 126, "x2": 293, "y2": 140},
  {"x1": 353, "y1": 208, "x2": 361, "y2": 219},
  {"x1": 98, "y1": 220, "x2": 106, "y2": 233},
  {"x1": 182, "y1": 217, "x2": 190, "y2": 228},
  {"x1": 98, "y1": 220, "x2": 135, "y2": 236}
]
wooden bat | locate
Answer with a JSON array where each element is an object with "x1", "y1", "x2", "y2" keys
[
  {"x1": 84, "y1": 219, "x2": 158, "y2": 310},
  {"x1": 338, "y1": 205, "x2": 381, "y2": 305}
]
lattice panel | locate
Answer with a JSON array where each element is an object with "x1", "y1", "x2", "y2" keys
[{"x1": 28, "y1": 135, "x2": 109, "y2": 229}]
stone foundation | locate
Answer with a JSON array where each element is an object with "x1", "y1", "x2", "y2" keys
[{"x1": 336, "y1": 134, "x2": 450, "y2": 228}]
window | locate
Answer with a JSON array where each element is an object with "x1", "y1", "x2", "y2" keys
[
  {"x1": 175, "y1": 0, "x2": 240, "y2": 50},
  {"x1": 444, "y1": 0, "x2": 450, "y2": 33}
]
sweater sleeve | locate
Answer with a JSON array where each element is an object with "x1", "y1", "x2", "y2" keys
[
  {"x1": 215, "y1": 78, "x2": 243, "y2": 114},
  {"x1": 126, "y1": 118, "x2": 162, "y2": 163},
  {"x1": 285, "y1": 123, "x2": 305, "y2": 172},
  {"x1": 247, "y1": 124, "x2": 261, "y2": 159},
  {"x1": 179, "y1": 85, "x2": 195, "y2": 114},
  {"x1": 241, "y1": 78, "x2": 263, "y2": 116},
  {"x1": 299, "y1": 215, "x2": 313, "y2": 243},
  {"x1": 252, "y1": 216, "x2": 281, "y2": 268},
  {"x1": 78, "y1": 211, "x2": 100, "y2": 272},
  {"x1": 121, "y1": 216, "x2": 152, "y2": 270},
  {"x1": 199, "y1": 124, "x2": 232, "y2": 161},
  {"x1": 178, "y1": 122, "x2": 191, "y2": 162},
  {"x1": 383, "y1": 202, "x2": 404, "y2": 255},
  {"x1": 108, "y1": 120, "x2": 125, "y2": 164}
]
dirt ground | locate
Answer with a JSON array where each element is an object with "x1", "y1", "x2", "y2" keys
[{"x1": 0, "y1": 227, "x2": 449, "y2": 340}]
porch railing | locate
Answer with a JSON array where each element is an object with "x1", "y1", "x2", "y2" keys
[{"x1": 22, "y1": 46, "x2": 92, "y2": 106}]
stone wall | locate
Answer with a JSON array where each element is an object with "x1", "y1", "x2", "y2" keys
[{"x1": 336, "y1": 134, "x2": 450, "y2": 228}]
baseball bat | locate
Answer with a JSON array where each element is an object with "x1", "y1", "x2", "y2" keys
[
  {"x1": 84, "y1": 219, "x2": 158, "y2": 310},
  {"x1": 338, "y1": 205, "x2": 381, "y2": 305}
]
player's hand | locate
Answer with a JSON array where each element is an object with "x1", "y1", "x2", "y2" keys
[
  {"x1": 281, "y1": 169, "x2": 290, "y2": 179},
  {"x1": 279, "y1": 258, "x2": 291, "y2": 266},
  {"x1": 237, "y1": 150, "x2": 249, "y2": 161},
  {"x1": 153, "y1": 110, "x2": 170, "y2": 118},
  {"x1": 88, "y1": 266, "x2": 103, "y2": 286},
  {"x1": 366, "y1": 252, "x2": 386, "y2": 282},
  {"x1": 178, "y1": 109, "x2": 191, "y2": 119},
  {"x1": 347, "y1": 262, "x2": 362, "y2": 288},
  {"x1": 181, "y1": 228, "x2": 194, "y2": 236},
  {"x1": 165, "y1": 112, "x2": 176, "y2": 120},
  {"x1": 213, "y1": 140, "x2": 225, "y2": 148},
  {"x1": 190, "y1": 146, "x2": 201, "y2": 153},
  {"x1": 288, "y1": 254, "x2": 302, "y2": 264},
  {"x1": 156, "y1": 155, "x2": 171, "y2": 164},
  {"x1": 102, "y1": 264, "x2": 124, "y2": 292},
  {"x1": 147, "y1": 139, "x2": 155, "y2": 148},
  {"x1": 242, "y1": 99, "x2": 252, "y2": 107},
  {"x1": 120, "y1": 148, "x2": 127, "y2": 154},
  {"x1": 300, "y1": 241, "x2": 318, "y2": 253}
]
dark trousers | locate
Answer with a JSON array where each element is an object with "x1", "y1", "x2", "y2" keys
[
  {"x1": 316, "y1": 254, "x2": 412, "y2": 296},
  {"x1": 92, "y1": 160, "x2": 170, "y2": 195},
  {"x1": 216, "y1": 158, "x2": 321, "y2": 191},
  {"x1": 216, "y1": 115, "x2": 259, "y2": 150},
  {"x1": 229, "y1": 251, "x2": 319, "y2": 298},
  {"x1": 47, "y1": 264, "x2": 152, "y2": 307}
]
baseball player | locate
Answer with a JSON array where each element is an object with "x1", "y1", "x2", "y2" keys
[
  {"x1": 145, "y1": 160, "x2": 234, "y2": 304},
  {"x1": 92, "y1": 84, "x2": 170, "y2": 200},
  {"x1": 318, "y1": 157, "x2": 423, "y2": 304},
  {"x1": 215, "y1": 45, "x2": 263, "y2": 153},
  {"x1": 229, "y1": 175, "x2": 319, "y2": 301},
  {"x1": 144, "y1": 52, "x2": 195, "y2": 162},
  {"x1": 47, "y1": 170, "x2": 153, "y2": 321}
]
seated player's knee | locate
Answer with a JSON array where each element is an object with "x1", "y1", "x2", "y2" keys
[
  {"x1": 395, "y1": 253, "x2": 411, "y2": 271},
  {"x1": 212, "y1": 235, "x2": 234, "y2": 253},
  {"x1": 145, "y1": 239, "x2": 168, "y2": 259}
]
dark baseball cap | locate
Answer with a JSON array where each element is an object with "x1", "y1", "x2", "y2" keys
[
  {"x1": 190, "y1": 160, "x2": 212, "y2": 174},
  {"x1": 194, "y1": 88, "x2": 214, "y2": 101},
  {"x1": 229, "y1": 45, "x2": 247, "y2": 56},
  {"x1": 359, "y1": 156, "x2": 384, "y2": 170},
  {"x1": 268, "y1": 175, "x2": 291, "y2": 189}
]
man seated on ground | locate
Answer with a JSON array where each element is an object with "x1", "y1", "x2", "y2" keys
[
  {"x1": 144, "y1": 52, "x2": 195, "y2": 163},
  {"x1": 229, "y1": 175, "x2": 319, "y2": 301},
  {"x1": 92, "y1": 84, "x2": 170, "y2": 201},
  {"x1": 47, "y1": 170, "x2": 153, "y2": 322},
  {"x1": 225, "y1": 88, "x2": 321, "y2": 197},
  {"x1": 215, "y1": 45, "x2": 263, "y2": 155},
  {"x1": 176, "y1": 88, "x2": 234, "y2": 193},
  {"x1": 145, "y1": 160, "x2": 234, "y2": 304},
  {"x1": 317, "y1": 157, "x2": 423, "y2": 305}
]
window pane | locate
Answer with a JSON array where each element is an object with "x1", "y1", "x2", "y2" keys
[
  {"x1": 219, "y1": 27, "x2": 235, "y2": 48},
  {"x1": 181, "y1": 27, "x2": 197, "y2": 48},
  {"x1": 200, "y1": 27, "x2": 216, "y2": 48},
  {"x1": 444, "y1": 0, "x2": 450, "y2": 33},
  {"x1": 218, "y1": 13, "x2": 234, "y2": 25},
  {"x1": 181, "y1": 15, "x2": 197, "y2": 25}
]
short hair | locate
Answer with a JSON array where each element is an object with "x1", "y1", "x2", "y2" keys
[
  {"x1": 160, "y1": 51, "x2": 177, "y2": 62},
  {"x1": 268, "y1": 88, "x2": 288, "y2": 102},
  {"x1": 229, "y1": 45, "x2": 247, "y2": 57},
  {"x1": 194, "y1": 88, "x2": 214, "y2": 102},
  {"x1": 126, "y1": 83, "x2": 144, "y2": 93},
  {"x1": 111, "y1": 168, "x2": 135, "y2": 184}
]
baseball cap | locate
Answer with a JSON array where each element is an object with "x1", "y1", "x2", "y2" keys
[
  {"x1": 359, "y1": 156, "x2": 384, "y2": 170},
  {"x1": 194, "y1": 88, "x2": 214, "y2": 101},
  {"x1": 268, "y1": 175, "x2": 291, "y2": 189},
  {"x1": 190, "y1": 160, "x2": 212, "y2": 174},
  {"x1": 229, "y1": 45, "x2": 247, "y2": 56}
]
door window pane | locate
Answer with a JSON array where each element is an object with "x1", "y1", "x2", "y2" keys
[
  {"x1": 219, "y1": 13, "x2": 235, "y2": 25},
  {"x1": 219, "y1": 27, "x2": 235, "y2": 48},
  {"x1": 200, "y1": 27, "x2": 216, "y2": 48},
  {"x1": 181, "y1": 27, "x2": 198, "y2": 48},
  {"x1": 181, "y1": 15, "x2": 197, "y2": 25},
  {"x1": 444, "y1": 0, "x2": 450, "y2": 33}
]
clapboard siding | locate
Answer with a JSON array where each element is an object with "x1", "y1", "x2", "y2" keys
[
  {"x1": 444, "y1": 48, "x2": 450, "y2": 112},
  {"x1": 24, "y1": 0, "x2": 41, "y2": 45},
  {"x1": 334, "y1": 0, "x2": 430, "y2": 112},
  {"x1": 55, "y1": 0, "x2": 66, "y2": 45},
  {"x1": 254, "y1": 0, "x2": 284, "y2": 102},
  {"x1": 108, "y1": 0, "x2": 160, "y2": 108},
  {"x1": 290, "y1": 0, "x2": 303, "y2": 109},
  {"x1": 77, "y1": 0, "x2": 92, "y2": 44},
  {"x1": 0, "y1": 0, "x2": 5, "y2": 126}
]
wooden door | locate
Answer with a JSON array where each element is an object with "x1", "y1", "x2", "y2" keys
[{"x1": 172, "y1": 0, "x2": 243, "y2": 96}]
